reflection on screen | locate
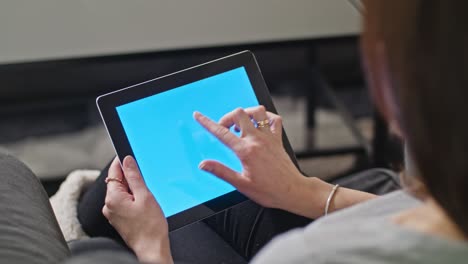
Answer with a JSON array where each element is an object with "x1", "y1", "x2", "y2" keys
[{"x1": 116, "y1": 67, "x2": 259, "y2": 217}]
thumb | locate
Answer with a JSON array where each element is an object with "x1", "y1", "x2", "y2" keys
[
  {"x1": 122, "y1": 156, "x2": 148, "y2": 198},
  {"x1": 199, "y1": 160, "x2": 243, "y2": 188}
]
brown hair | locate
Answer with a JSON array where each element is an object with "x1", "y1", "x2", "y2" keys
[{"x1": 362, "y1": 1, "x2": 468, "y2": 235}]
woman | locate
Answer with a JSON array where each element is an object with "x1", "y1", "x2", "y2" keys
[
  {"x1": 79, "y1": 0, "x2": 468, "y2": 263},
  {"x1": 1, "y1": 0, "x2": 467, "y2": 263}
]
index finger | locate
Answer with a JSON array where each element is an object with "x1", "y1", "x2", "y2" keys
[{"x1": 194, "y1": 111, "x2": 242, "y2": 151}]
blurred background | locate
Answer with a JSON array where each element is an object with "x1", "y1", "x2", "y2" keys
[{"x1": 0, "y1": 0, "x2": 401, "y2": 195}]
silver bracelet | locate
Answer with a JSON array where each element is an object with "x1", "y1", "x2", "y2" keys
[{"x1": 324, "y1": 184, "x2": 340, "y2": 216}]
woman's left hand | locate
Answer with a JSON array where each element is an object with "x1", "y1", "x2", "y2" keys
[
  {"x1": 103, "y1": 156, "x2": 173, "y2": 264},
  {"x1": 194, "y1": 106, "x2": 310, "y2": 213}
]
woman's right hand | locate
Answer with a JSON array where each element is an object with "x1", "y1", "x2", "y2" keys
[{"x1": 194, "y1": 106, "x2": 328, "y2": 217}]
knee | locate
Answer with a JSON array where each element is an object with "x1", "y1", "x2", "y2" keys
[
  {"x1": 334, "y1": 168, "x2": 401, "y2": 195},
  {"x1": 365, "y1": 168, "x2": 400, "y2": 184},
  {"x1": 0, "y1": 147, "x2": 13, "y2": 160},
  {"x1": 0, "y1": 149, "x2": 39, "y2": 186}
]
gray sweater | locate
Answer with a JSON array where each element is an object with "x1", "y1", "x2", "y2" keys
[{"x1": 252, "y1": 191, "x2": 468, "y2": 263}]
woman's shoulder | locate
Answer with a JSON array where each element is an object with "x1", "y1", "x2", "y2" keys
[
  {"x1": 251, "y1": 191, "x2": 468, "y2": 264},
  {"x1": 253, "y1": 219, "x2": 468, "y2": 264}
]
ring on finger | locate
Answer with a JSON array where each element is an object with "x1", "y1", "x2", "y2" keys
[
  {"x1": 256, "y1": 119, "x2": 270, "y2": 128},
  {"x1": 105, "y1": 177, "x2": 123, "y2": 184}
]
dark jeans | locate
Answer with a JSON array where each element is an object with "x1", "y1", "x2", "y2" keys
[
  {"x1": 0, "y1": 151, "x2": 400, "y2": 264},
  {"x1": 77, "y1": 159, "x2": 401, "y2": 263}
]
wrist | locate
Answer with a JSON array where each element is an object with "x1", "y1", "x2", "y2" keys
[
  {"x1": 284, "y1": 175, "x2": 377, "y2": 219},
  {"x1": 132, "y1": 235, "x2": 173, "y2": 264},
  {"x1": 283, "y1": 176, "x2": 332, "y2": 219}
]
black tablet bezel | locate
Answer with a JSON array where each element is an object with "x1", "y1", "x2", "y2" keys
[{"x1": 97, "y1": 51, "x2": 299, "y2": 231}]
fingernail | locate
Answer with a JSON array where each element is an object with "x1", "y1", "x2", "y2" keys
[
  {"x1": 199, "y1": 162, "x2": 210, "y2": 171},
  {"x1": 124, "y1": 156, "x2": 136, "y2": 169}
]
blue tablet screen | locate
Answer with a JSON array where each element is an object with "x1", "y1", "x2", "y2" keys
[{"x1": 116, "y1": 67, "x2": 259, "y2": 217}]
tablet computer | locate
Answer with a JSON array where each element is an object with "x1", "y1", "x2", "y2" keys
[{"x1": 97, "y1": 51, "x2": 298, "y2": 231}]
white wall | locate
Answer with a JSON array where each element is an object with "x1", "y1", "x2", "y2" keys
[{"x1": 0, "y1": 0, "x2": 360, "y2": 64}]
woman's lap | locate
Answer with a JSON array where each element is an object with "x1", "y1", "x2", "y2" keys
[{"x1": 78, "y1": 159, "x2": 401, "y2": 262}]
